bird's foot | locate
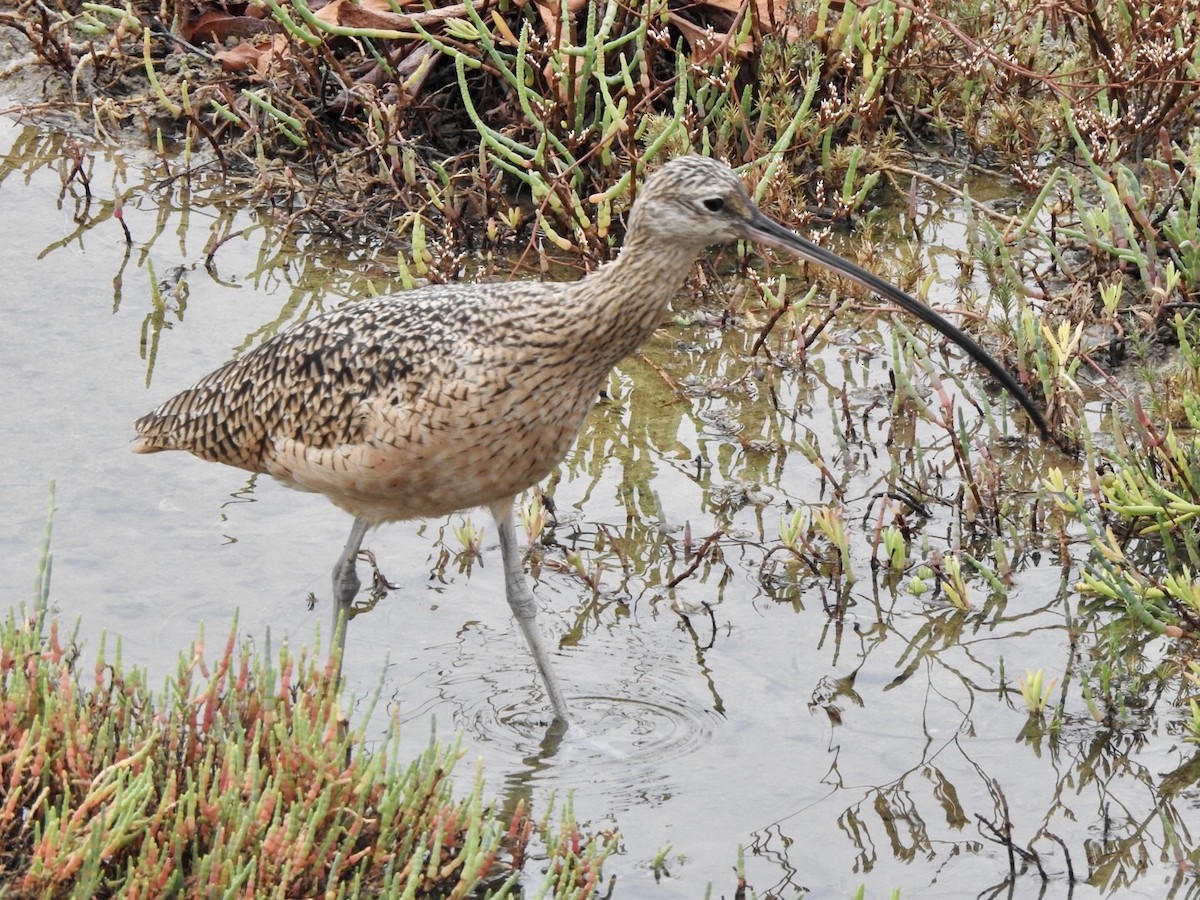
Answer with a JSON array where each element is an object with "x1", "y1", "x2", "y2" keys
[
  {"x1": 505, "y1": 707, "x2": 570, "y2": 734},
  {"x1": 357, "y1": 548, "x2": 397, "y2": 593},
  {"x1": 348, "y1": 593, "x2": 384, "y2": 620},
  {"x1": 341, "y1": 549, "x2": 396, "y2": 621}
]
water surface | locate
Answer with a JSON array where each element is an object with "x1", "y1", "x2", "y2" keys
[{"x1": 0, "y1": 114, "x2": 1188, "y2": 898}]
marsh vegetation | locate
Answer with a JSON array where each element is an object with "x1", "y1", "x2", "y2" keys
[{"x1": 3, "y1": 0, "x2": 1200, "y2": 896}]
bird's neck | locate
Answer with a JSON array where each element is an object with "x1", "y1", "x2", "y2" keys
[{"x1": 565, "y1": 232, "x2": 702, "y2": 369}]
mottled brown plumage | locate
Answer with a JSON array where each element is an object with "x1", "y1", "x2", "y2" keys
[
  {"x1": 133, "y1": 278, "x2": 665, "y2": 522},
  {"x1": 134, "y1": 156, "x2": 1047, "y2": 726}
]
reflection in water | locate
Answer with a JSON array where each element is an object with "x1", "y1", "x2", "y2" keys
[
  {"x1": 2, "y1": 117, "x2": 1196, "y2": 898},
  {"x1": 0, "y1": 123, "x2": 407, "y2": 389}
]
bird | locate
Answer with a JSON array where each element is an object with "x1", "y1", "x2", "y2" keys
[{"x1": 132, "y1": 155, "x2": 1049, "y2": 727}]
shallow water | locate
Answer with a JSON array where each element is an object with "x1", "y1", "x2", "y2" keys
[{"x1": 0, "y1": 114, "x2": 1191, "y2": 898}]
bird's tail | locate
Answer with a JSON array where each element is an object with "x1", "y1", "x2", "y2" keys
[{"x1": 130, "y1": 412, "x2": 184, "y2": 454}]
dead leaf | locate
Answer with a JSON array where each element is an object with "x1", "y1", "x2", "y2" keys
[
  {"x1": 213, "y1": 40, "x2": 267, "y2": 72},
  {"x1": 186, "y1": 10, "x2": 271, "y2": 45}
]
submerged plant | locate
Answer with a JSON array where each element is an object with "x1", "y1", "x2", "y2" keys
[
  {"x1": 779, "y1": 507, "x2": 807, "y2": 553},
  {"x1": 941, "y1": 553, "x2": 971, "y2": 611},
  {"x1": 520, "y1": 492, "x2": 549, "y2": 546},
  {"x1": 881, "y1": 525, "x2": 907, "y2": 572},
  {"x1": 453, "y1": 514, "x2": 485, "y2": 560},
  {"x1": 1017, "y1": 668, "x2": 1059, "y2": 716},
  {"x1": 1185, "y1": 699, "x2": 1200, "y2": 746},
  {"x1": 813, "y1": 505, "x2": 854, "y2": 584}
]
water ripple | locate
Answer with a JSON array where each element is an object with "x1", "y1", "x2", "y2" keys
[
  {"x1": 459, "y1": 691, "x2": 719, "y2": 811},
  {"x1": 426, "y1": 615, "x2": 724, "y2": 811}
]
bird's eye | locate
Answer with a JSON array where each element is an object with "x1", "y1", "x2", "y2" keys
[{"x1": 702, "y1": 197, "x2": 725, "y2": 212}]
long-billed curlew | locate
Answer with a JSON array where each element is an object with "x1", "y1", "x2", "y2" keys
[{"x1": 133, "y1": 155, "x2": 1048, "y2": 726}]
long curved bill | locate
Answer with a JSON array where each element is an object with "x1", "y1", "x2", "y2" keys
[{"x1": 741, "y1": 209, "x2": 1049, "y2": 439}]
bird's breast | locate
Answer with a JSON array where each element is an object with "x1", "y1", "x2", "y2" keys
[{"x1": 264, "y1": 358, "x2": 600, "y2": 523}]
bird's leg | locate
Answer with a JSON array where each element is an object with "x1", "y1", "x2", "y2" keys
[
  {"x1": 491, "y1": 499, "x2": 570, "y2": 726},
  {"x1": 330, "y1": 516, "x2": 370, "y2": 663}
]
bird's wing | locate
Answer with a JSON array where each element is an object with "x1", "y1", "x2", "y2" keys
[{"x1": 131, "y1": 293, "x2": 461, "y2": 471}]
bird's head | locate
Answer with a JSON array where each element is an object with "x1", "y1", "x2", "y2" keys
[
  {"x1": 628, "y1": 155, "x2": 1050, "y2": 439},
  {"x1": 628, "y1": 155, "x2": 763, "y2": 249}
]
